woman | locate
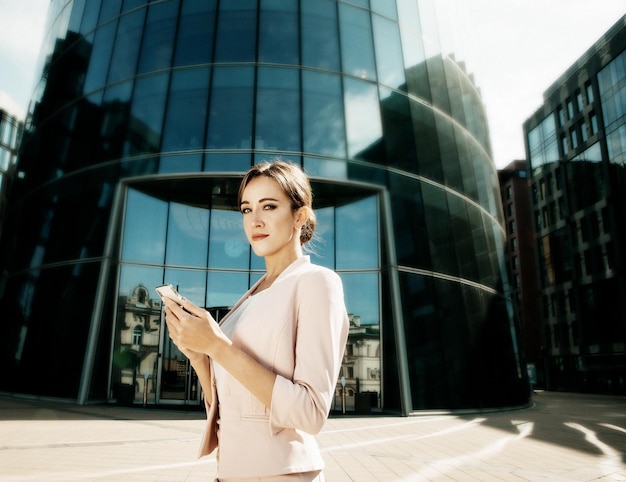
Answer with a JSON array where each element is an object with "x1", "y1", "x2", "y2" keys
[{"x1": 161, "y1": 160, "x2": 350, "y2": 481}]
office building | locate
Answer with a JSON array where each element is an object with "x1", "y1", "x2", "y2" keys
[
  {"x1": 523, "y1": 15, "x2": 626, "y2": 394},
  {"x1": 0, "y1": 93, "x2": 24, "y2": 236},
  {"x1": 0, "y1": 0, "x2": 529, "y2": 412},
  {"x1": 498, "y1": 160, "x2": 543, "y2": 388}
]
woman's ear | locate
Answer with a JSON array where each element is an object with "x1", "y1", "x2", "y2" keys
[{"x1": 295, "y1": 206, "x2": 310, "y2": 228}]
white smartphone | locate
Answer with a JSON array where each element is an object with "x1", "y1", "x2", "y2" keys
[{"x1": 155, "y1": 284, "x2": 185, "y2": 303}]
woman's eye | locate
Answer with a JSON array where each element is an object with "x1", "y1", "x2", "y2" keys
[
  {"x1": 240, "y1": 207, "x2": 251, "y2": 214},
  {"x1": 263, "y1": 204, "x2": 276, "y2": 210}
]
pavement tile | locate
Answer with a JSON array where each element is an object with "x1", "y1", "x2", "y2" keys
[{"x1": 0, "y1": 391, "x2": 625, "y2": 481}]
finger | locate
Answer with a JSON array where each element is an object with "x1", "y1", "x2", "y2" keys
[
  {"x1": 177, "y1": 297, "x2": 206, "y2": 318},
  {"x1": 163, "y1": 307, "x2": 179, "y2": 330},
  {"x1": 163, "y1": 299, "x2": 189, "y2": 321},
  {"x1": 163, "y1": 314, "x2": 178, "y2": 341},
  {"x1": 164, "y1": 307, "x2": 175, "y2": 327}
]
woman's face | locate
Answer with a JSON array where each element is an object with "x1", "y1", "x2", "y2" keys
[{"x1": 240, "y1": 176, "x2": 304, "y2": 260}]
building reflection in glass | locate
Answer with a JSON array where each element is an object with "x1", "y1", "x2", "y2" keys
[
  {"x1": 113, "y1": 285, "x2": 162, "y2": 404},
  {"x1": 337, "y1": 313, "x2": 381, "y2": 414}
]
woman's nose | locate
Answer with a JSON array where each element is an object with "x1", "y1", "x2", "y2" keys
[{"x1": 252, "y1": 211, "x2": 264, "y2": 227}]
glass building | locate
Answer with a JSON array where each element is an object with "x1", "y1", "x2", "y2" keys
[
  {"x1": 0, "y1": 99, "x2": 24, "y2": 236},
  {"x1": 0, "y1": 0, "x2": 529, "y2": 413},
  {"x1": 524, "y1": 16, "x2": 626, "y2": 394}
]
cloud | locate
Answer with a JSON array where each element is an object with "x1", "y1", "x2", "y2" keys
[
  {"x1": 0, "y1": 0, "x2": 49, "y2": 112},
  {"x1": 0, "y1": 0, "x2": 49, "y2": 60}
]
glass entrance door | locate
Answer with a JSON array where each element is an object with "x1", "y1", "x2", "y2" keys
[
  {"x1": 157, "y1": 316, "x2": 200, "y2": 405},
  {"x1": 112, "y1": 180, "x2": 383, "y2": 409}
]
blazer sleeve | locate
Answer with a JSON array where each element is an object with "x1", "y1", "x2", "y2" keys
[{"x1": 268, "y1": 268, "x2": 349, "y2": 435}]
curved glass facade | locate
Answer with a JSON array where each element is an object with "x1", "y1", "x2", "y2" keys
[{"x1": 0, "y1": 0, "x2": 529, "y2": 412}]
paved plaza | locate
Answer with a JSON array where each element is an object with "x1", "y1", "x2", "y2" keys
[{"x1": 0, "y1": 391, "x2": 624, "y2": 481}]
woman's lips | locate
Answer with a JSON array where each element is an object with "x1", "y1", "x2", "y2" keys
[{"x1": 252, "y1": 234, "x2": 268, "y2": 241}]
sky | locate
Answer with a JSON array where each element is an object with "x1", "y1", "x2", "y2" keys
[{"x1": 0, "y1": 0, "x2": 624, "y2": 168}]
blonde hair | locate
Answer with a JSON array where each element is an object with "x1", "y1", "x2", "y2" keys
[{"x1": 238, "y1": 159, "x2": 316, "y2": 245}]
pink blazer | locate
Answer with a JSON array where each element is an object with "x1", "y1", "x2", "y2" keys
[{"x1": 199, "y1": 256, "x2": 349, "y2": 479}]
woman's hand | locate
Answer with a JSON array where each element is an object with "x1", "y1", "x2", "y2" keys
[
  {"x1": 163, "y1": 297, "x2": 232, "y2": 362},
  {"x1": 164, "y1": 295, "x2": 275, "y2": 408}
]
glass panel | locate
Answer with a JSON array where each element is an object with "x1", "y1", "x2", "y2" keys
[
  {"x1": 371, "y1": 0, "x2": 397, "y2": 19},
  {"x1": 422, "y1": 182, "x2": 458, "y2": 276},
  {"x1": 68, "y1": 0, "x2": 87, "y2": 33},
  {"x1": 542, "y1": 114, "x2": 556, "y2": 139},
  {"x1": 343, "y1": 78, "x2": 382, "y2": 159},
  {"x1": 122, "y1": 0, "x2": 144, "y2": 12},
  {"x1": 159, "y1": 154, "x2": 203, "y2": 173},
  {"x1": 469, "y1": 206, "x2": 489, "y2": 283},
  {"x1": 302, "y1": 71, "x2": 346, "y2": 157},
  {"x1": 99, "y1": 0, "x2": 122, "y2": 23},
  {"x1": 309, "y1": 205, "x2": 335, "y2": 269},
  {"x1": 113, "y1": 265, "x2": 163, "y2": 405},
  {"x1": 417, "y1": 0, "x2": 441, "y2": 59},
  {"x1": 372, "y1": 15, "x2": 406, "y2": 90},
  {"x1": 206, "y1": 67, "x2": 254, "y2": 149},
  {"x1": 388, "y1": 172, "x2": 430, "y2": 268},
  {"x1": 165, "y1": 202, "x2": 210, "y2": 268},
  {"x1": 174, "y1": 0, "x2": 217, "y2": 67},
  {"x1": 104, "y1": 79, "x2": 133, "y2": 103},
  {"x1": 118, "y1": 265, "x2": 164, "y2": 299},
  {"x1": 400, "y1": 272, "x2": 446, "y2": 409},
  {"x1": 341, "y1": 272, "x2": 379, "y2": 326},
  {"x1": 85, "y1": 89, "x2": 103, "y2": 109},
  {"x1": 204, "y1": 153, "x2": 252, "y2": 172},
  {"x1": 121, "y1": 188, "x2": 167, "y2": 263},
  {"x1": 107, "y1": 9, "x2": 145, "y2": 83},
  {"x1": 599, "y1": 51, "x2": 626, "y2": 129},
  {"x1": 137, "y1": 0, "x2": 178, "y2": 74},
  {"x1": 161, "y1": 269, "x2": 206, "y2": 402},
  {"x1": 164, "y1": 269, "x2": 206, "y2": 307},
  {"x1": 214, "y1": 0, "x2": 257, "y2": 62},
  {"x1": 338, "y1": 3, "x2": 376, "y2": 81},
  {"x1": 379, "y1": 86, "x2": 417, "y2": 171},
  {"x1": 83, "y1": 22, "x2": 117, "y2": 93},
  {"x1": 336, "y1": 195, "x2": 378, "y2": 269},
  {"x1": 337, "y1": 272, "x2": 381, "y2": 413},
  {"x1": 1, "y1": 124, "x2": 9, "y2": 146},
  {"x1": 80, "y1": 0, "x2": 101, "y2": 34},
  {"x1": 301, "y1": 0, "x2": 340, "y2": 71},
  {"x1": 303, "y1": 157, "x2": 348, "y2": 179},
  {"x1": 399, "y1": 2, "x2": 429, "y2": 101},
  {"x1": 162, "y1": 68, "x2": 210, "y2": 152},
  {"x1": 255, "y1": 67, "x2": 300, "y2": 151},
  {"x1": 411, "y1": 103, "x2": 440, "y2": 181},
  {"x1": 159, "y1": 327, "x2": 198, "y2": 402},
  {"x1": 448, "y1": 193, "x2": 478, "y2": 281},
  {"x1": 206, "y1": 271, "x2": 249, "y2": 309},
  {"x1": 208, "y1": 209, "x2": 249, "y2": 269},
  {"x1": 437, "y1": 279, "x2": 473, "y2": 407},
  {"x1": 259, "y1": 0, "x2": 298, "y2": 64},
  {"x1": 127, "y1": 73, "x2": 169, "y2": 154},
  {"x1": 99, "y1": 80, "x2": 134, "y2": 161}
]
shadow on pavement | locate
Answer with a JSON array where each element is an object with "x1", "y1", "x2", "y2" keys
[{"x1": 459, "y1": 391, "x2": 626, "y2": 459}]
